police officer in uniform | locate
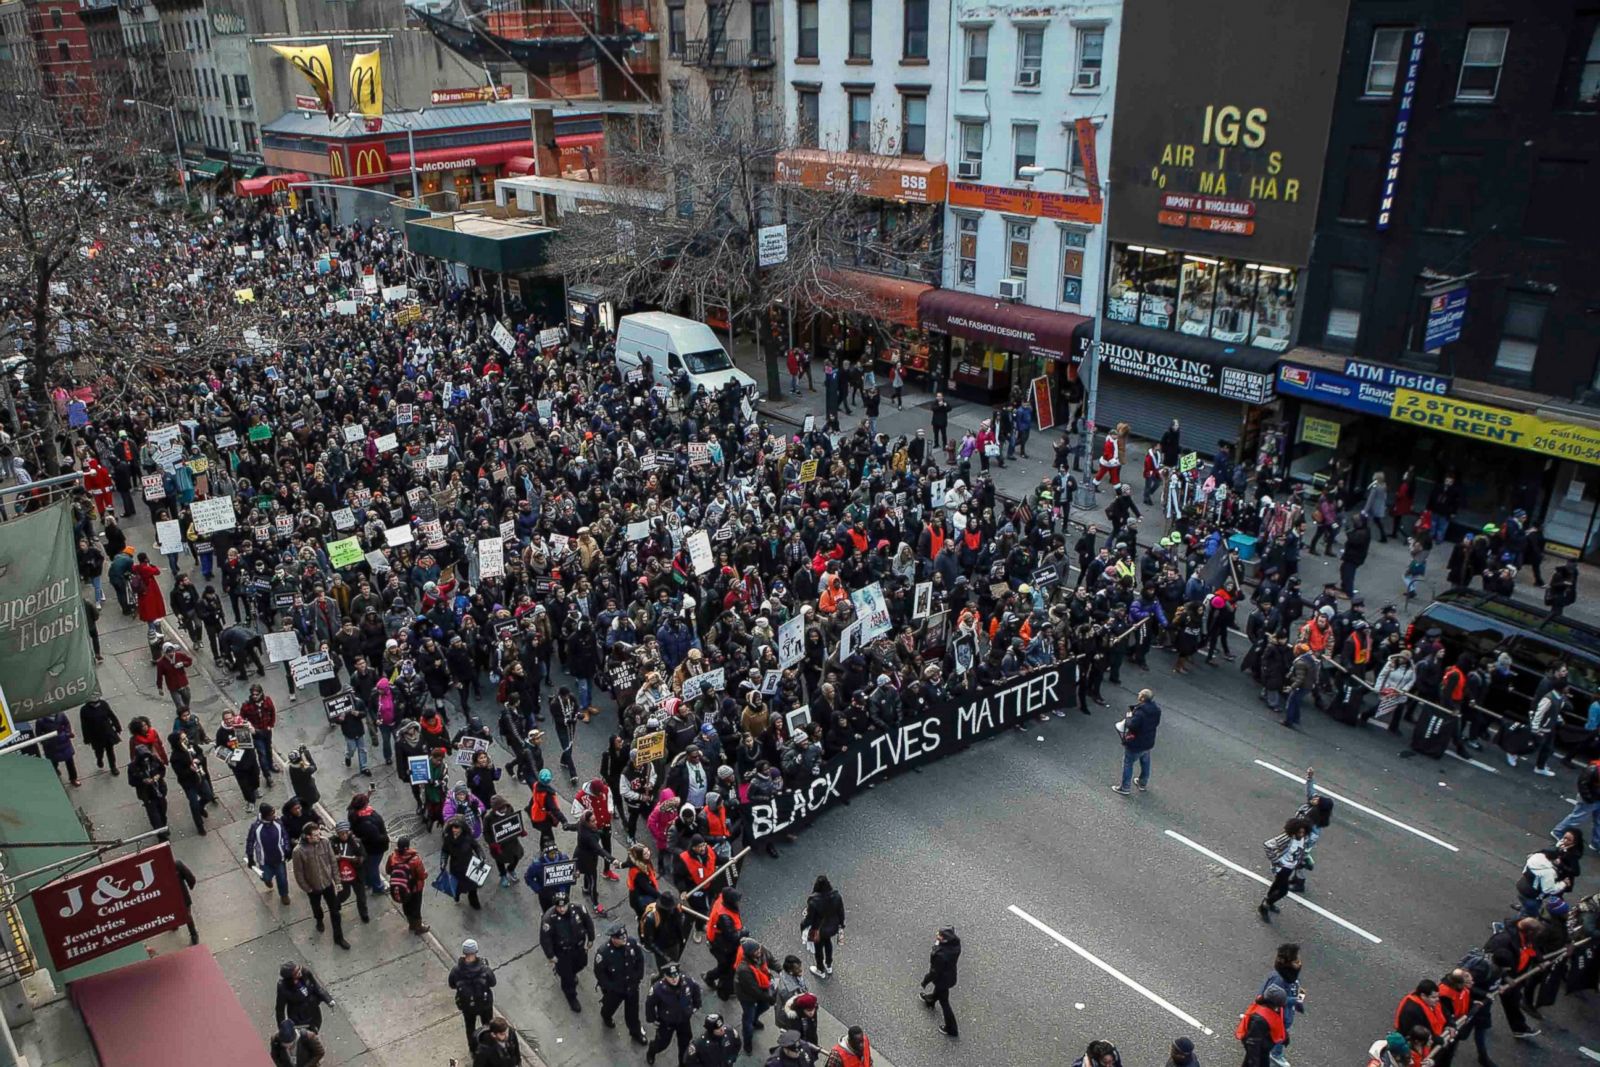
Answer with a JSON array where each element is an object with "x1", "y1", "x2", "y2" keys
[
  {"x1": 539, "y1": 891, "x2": 595, "y2": 1013},
  {"x1": 683, "y1": 1013, "x2": 739, "y2": 1067},
  {"x1": 594, "y1": 922, "x2": 649, "y2": 1045},
  {"x1": 644, "y1": 962, "x2": 702, "y2": 1066}
]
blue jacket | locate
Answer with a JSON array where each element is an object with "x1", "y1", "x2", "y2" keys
[
  {"x1": 1122, "y1": 699, "x2": 1161, "y2": 751},
  {"x1": 246, "y1": 817, "x2": 290, "y2": 867},
  {"x1": 1260, "y1": 967, "x2": 1302, "y2": 1028},
  {"x1": 656, "y1": 621, "x2": 696, "y2": 669},
  {"x1": 1014, "y1": 405, "x2": 1033, "y2": 434},
  {"x1": 1128, "y1": 598, "x2": 1168, "y2": 629}
]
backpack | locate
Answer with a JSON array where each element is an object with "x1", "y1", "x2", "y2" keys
[
  {"x1": 386, "y1": 856, "x2": 415, "y2": 902},
  {"x1": 1263, "y1": 833, "x2": 1291, "y2": 865},
  {"x1": 129, "y1": 570, "x2": 147, "y2": 598}
]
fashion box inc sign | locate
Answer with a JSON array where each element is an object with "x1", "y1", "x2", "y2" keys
[
  {"x1": 748, "y1": 666, "x2": 1066, "y2": 839},
  {"x1": 1075, "y1": 335, "x2": 1272, "y2": 404},
  {"x1": 33, "y1": 845, "x2": 189, "y2": 971}
]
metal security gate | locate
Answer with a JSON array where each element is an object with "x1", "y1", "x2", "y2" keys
[{"x1": 1092, "y1": 375, "x2": 1246, "y2": 457}]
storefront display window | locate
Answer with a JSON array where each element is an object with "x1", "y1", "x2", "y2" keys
[
  {"x1": 1210, "y1": 259, "x2": 1254, "y2": 342},
  {"x1": 1251, "y1": 265, "x2": 1296, "y2": 351},
  {"x1": 1176, "y1": 256, "x2": 1217, "y2": 337},
  {"x1": 1137, "y1": 248, "x2": 1178, "y2": 330},
  {"x1": 1106, "y1": 244, "x2": 1142, "y2": 324}
]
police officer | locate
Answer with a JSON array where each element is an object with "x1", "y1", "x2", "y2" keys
[
  {"x1": 539, "y1": 891, "x2": 595, "y2": 1013},
  {"x1": 594, "y1": 922, "x2": 648, "y2": 1045},
  {"x1": 683, "y1": 1013, "x2": 739, "y2": 1067},
  {"x1": 644, "y1": 963, "x2": 701, "y2": 1066}
]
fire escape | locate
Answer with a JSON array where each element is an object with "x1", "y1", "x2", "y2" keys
[{"x1": 682, "y1": 1, "x2": 774, "y2": 108}]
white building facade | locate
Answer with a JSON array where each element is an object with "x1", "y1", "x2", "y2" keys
[{"x1": 925, "y1": 0, "x2": 1121, "y2": 405}]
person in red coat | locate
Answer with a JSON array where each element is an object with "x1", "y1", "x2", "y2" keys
[
  {"x1": 84, "y1": 459, "x2": 115, "y2": 518},
  {"x1": 132, "y1": 553, "x2": 166, "y2": 635}
]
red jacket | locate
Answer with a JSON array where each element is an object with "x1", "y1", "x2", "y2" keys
[
  {"x1": 240, "y1": 695, "x2": 277, "y2": 731},
  {"x1": 155, "y1": 651, "x2": 193, "y2": 693},
  {"x1": 127, "y1": 726, "x2": 168, "y2": 765}
]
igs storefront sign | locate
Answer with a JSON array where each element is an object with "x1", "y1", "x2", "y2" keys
[
  {"x1": 33, "y1": 845, "x2": 189, "y2": 971},
  {"x1": 749, "y1": 667, "x2": 1066, "y2": 839}
]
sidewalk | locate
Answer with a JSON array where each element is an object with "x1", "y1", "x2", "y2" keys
[
  {"x1": 15, "y1": 503, "x2": 894, "y2": 1067},
  {"x1": 735, "y1": 340, "x2": 1600, "y2": 631}
]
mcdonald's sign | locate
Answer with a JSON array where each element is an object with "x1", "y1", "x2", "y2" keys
[
  {"x1": 351, "y1": 144, "x2": 389, "y2": 180},
  {"x1": 328, "y1": 145, "x2": 347, "y2": 179}
]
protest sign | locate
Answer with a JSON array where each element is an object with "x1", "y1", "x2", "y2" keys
[
  {"x1": 761, "y1": 669, "x2": 783, "y2": 696},
  {"x1": 799, "y1": 460, "x2": 818, "y2": 483},
  {"x1": 784, "y1": 705, "x2": 812, "y2": 736},
  {"x1": 913, "y1": 581, "x2": 933, "y2": 620},
  {"x1": 540, "y1": 860, "x2": 576, "y2": 889},
  {"x1": 777, "y1": 615, "x2": 806, "y2": 668},
  {"x1": 364, "y1": 550, "x2": 390, "y2": 572},
  {"x1": 850, "y1": 583, "x2": 892, "y2": 641},
  {"x1": 477, "y1": 537, "x2": 504, "y2": 579},
  {"x1": 342, "y1": 424, "x2": 364, "y2": 443},
  {"x1": 633, "y1": 731, "x2": 667, "y2": 767},
  {"x1": 687, "y1": 442, "x2": 710, "y2": 467},
  {"x1": 489, "y1": 811, "x2": 524, "y2": 844},
  {"x1": 326, "y1": 537, "x2": 364, "y2": 569},
  {"x1": 686, "y1": 530, "x2": 714, "y2": 575},
  {"x1": 248, "y1": 424, "x2": 273, "y2": 442},
  {"x1": 747, "y1": 666, "x2": 1068, "y2": 839},
  {"x1": 189, "y1": 496, "x2": 236, "y2": 535},
  {"x1": 263, "y1": 632, "x2": 302, "y2": 664},
  {"x1": 141, "y1": 474, "x2": 165, "y2": 501},
  {"x1": 323, "y1": 691, "x2": 355, "y2": 725},
  {"x1": 396, "y1": 404, "x2": 414, "y2": 426},
  {"x1": 419, "y1": 519, "x2": 446, "y2": 550},
  {"x1": 332, "y1": 507, "x2": 356, "y2": 531},
  {"x1": 384, "y1": 525, "x2": 414, "y2": 547},
  {"x1": 492, "y1": 321, "x2": 516, "y2": 355},
  {"x1": 374, "y1": 433, "x2": 398, "y2": 453},
  {"x1": 214, "y1": 429, "x2": 238, "y2": 449},
  {"x1": 425, "y1": 454, "x2": 447, "y2": 470},
  {"x1": 625, "y1": 521, "x2": 651, "y2": 541},
  {"x1": 408, "y1": 755, "x2": 431, "y2": 785},
  {"x1": 289, "y1": 652, "x2": 336, "y2": 688},
  {"x1": 155, "y1": 520, "x2": 183, "y2": 556}
]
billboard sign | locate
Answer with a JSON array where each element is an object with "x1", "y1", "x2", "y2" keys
[
  {"x1": 32, "y1": 845, "x2": 190, "y2": 972},
  {"x1": 1107, "y1": 0, "x2": 1349, "y2": 264}
]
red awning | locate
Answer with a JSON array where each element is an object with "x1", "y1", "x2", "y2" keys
[
  {"x1": 817, "y1": 269, "x2": 931, "y2": 328},
  {"x1": 505, "y1": 155, "x2": 537, "y2": 176},
  {"x1": 918, "y1": 288, "x2": 1089, "y2": 361},
  {"x1": 71, "y1": 946, "x2": 274, "y2": 1067},
  {"x1": 234, "y1": 171, "x2": 310, "y2": 197},
  {"x1": 555, "y1": 131, "x2": 603, "y2": 150},
  {"x1": 391, "y1": 139, "x2": 536, "y2": 172}
]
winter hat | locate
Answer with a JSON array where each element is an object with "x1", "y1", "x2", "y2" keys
[
  {"x1": 461, "y1": 939, "x2": 479, "y2": 955},
  {"x1": 334, "y1": 820, "x2": 350, "y2": 831},
  {"x1": 1262, "y1": 986, "x2": 1288, "y2": 1007},
  {"x1": 278, "y1": 1019, "x2": 298, "y2": 1044},
  {"x1": 538, "y1": 768, "x2": 552, "y2": 783},
  {"x1": 792, "y1": 993, "x2": 818, "y2": 1011}
]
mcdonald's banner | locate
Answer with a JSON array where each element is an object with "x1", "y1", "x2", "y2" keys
[
  {"x1": 328, "y1": 144, "x2": 347, "y2": 179},
  {"x1": 349, "y1": 49, "x2": 382, "y2": 118},
  {"x1": 0, "y1": 503, "x2": 100, "y2": 723},
  {"x1": 270, "y1": 43, "x2": 335, "y2": 118},
  {"x1": 350, "y1": 143, "x2": 390, "y2": 181}
]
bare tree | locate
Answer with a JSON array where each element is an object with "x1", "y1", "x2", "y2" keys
[
  {"x1": 0, "y1": 73, "x2": 297, "y2": 475},
  {"x1": 549, "y1": 90, "x2": 939, "y2": 398}
]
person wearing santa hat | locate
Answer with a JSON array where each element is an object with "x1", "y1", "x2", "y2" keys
[{"x1": 1096, "y1": 422, "x2": 1130, "y2": 485}]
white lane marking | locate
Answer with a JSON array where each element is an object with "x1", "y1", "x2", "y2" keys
[
  {"x1": 1008, "y1": 904, "x2": 1215, "y2": 1036},
  {"x1": 1163, "y1": 830, "x2": 1384, "y2": 944},
  {"x1": 1252, "y1": 759, "x2": 1459, "y2": 853},
  {"x1": 1581, "y1": 1048, "x2": 1600, "y2": 1062},
  {"x1": 1362, "y1": 717, "x2": 1499, "y2": 773}
]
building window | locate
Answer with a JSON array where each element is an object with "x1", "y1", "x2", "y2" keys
[
  {"x1": 1457, "y1": 26, "x2": 1508, "y2": 101},
  {"x1": 903, "y1": 0, "x2": 928, "y2": 59},
  {"x1": 795, "y1": 0, "x2": 817, "y2": 59},
  {"x1": 964, "y1": 27, "x2": 987, "y2": 82},
  {"x1": 1060, "y1": 229, "x2": 1087, "y2": 305},
  {"x1": 1526, "y1": 158, "x2": 1586, "y2": 241},
  {"x1": 900, "y1": 94, "x2": 926, "y2": 156},
  {"x1": 1175, "y1": 255, "x2": 1217, "y2": 334},
  {"x1": 57, "y1": 40, "x2": 69, "y2": 61},
  {"x1": 242, "y1": 121, "x2": 257, "y2": 152},
  {"x1": 1017, "y1": 28, "x2": 1043, "y2": 85},
  {"x1": 959, "y1": 121, "x2": 984, "y2": 164},
  {"x1": 1364, "y1": 27, "x2": 1408, "y2": 96},
  {"x1": 222, "y1": 77, "x2": 230, "y2": 106},
  {"x1": 1557, "y1": 14, "x2": 1600, "y2": 109},
  {"x1": 848, "y1": 0, "x2": 871, "y2": 59},
  {"x1": 957, "y1": 215, "x2": 979, "y2": 286},
  {"x1": 796, "y1": 88, "x2": 819, "y2": 148},
  {"x1": 227, "y1": 119, "x2": 238, "y2": 148},
  {"x1": 1064, "y1": 121, "x2": 1087, "y2": 190},
  {"x1": 1006, "y1": 221, "x2": 1031, "y2": 279},
  {"x1": 848, "y1": 91, "x2": 871, "y2": 151},
  {"x1": 667, "y1": 4, "x2": 685, "y2": 56},
  {"x1": 1074, "y1": 26, "x2": 1104, "y2": 89},
  {"x1": 751, "y1": 1, "x2": 771, "y2": 56},
  {"x1": 1324, "y1": 268, "x2": 1365, "y2": 345},
  {"x1": 50, "y1": 8, "x2": 62, "y2": 29},
  {"x1": 1495, "y1": 294, "x2": 1545, "y2": 374},
  {"x1": 1012, "y1": 123, "x2": 1036, "y2": 179},
  {"x1": 235, "y1": 73, "x2": 249, "y2": 104},
  {"x1": 1423, "y1": 153, "x2": 1479, "y2": 233}
]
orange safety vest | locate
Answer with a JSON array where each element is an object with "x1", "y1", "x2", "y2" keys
[
  {"x1": 1442, "y1": 667, "x2": 1467, "y2": 702},
  {"x1": 1300, "y1": 619, "x2": 1330, "y2": 653},
  {"x1": 528, "y1": 786, "x2": 556, "y2": 825},
  {"x1": 1395, "y1": 993, "x2": 1446, "y2": 1037},
  {"x1": 1438, "y1": 984, "x2": 1469, "y2": 1022},
  {"x1": 1350, "y1": 630, "x2": 1371, "y2": 666},
  {"x1": 704, "y1": 807, "x2": 730, "y2": 839},
  {"x1": 1235, "y1": 1003, "x2": 1286, "y2": 1044},
  {"x1": 962, "y1": 529, "x2": 981, "y2": 553},
  {"x1": 924, "y1": 525, "x2": 944, "y2": 559},
  {"x1": 832, "y1": 1037, "x2": 873, "y2": 1067},
  {"x1": 847, "y1": 528, "x2": 868, "y2": 554},
  {"x1": 627, "y1": 866, "x2": 658, "y2": 894},
  {"x1": 706, "y1": 896, "x2": 742, "y2": 945},
  {"x1": 678, "y1": 848, "x2": 716, "y2": 889},
  {"x1": 734, "y1": 944, "x2": 771, "y2": 989}
]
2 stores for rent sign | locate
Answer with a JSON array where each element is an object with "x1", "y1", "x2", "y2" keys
[
  {"x1": 33, "y1": 845, "x2": 190, "y2": 971},
  {"x1": 1389, "y1": 389, "x2": 1600, "y2": 467}
]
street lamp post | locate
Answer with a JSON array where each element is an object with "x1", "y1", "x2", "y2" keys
[
  {"x1": 1019, "y1": 160, "x2": 1111, "y2": 507},
  {"x1": 122, "y1": 98, "x2": 187, "y2": 201}
]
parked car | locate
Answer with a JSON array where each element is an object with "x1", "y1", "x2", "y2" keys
[{"x1": 1407, "y1": 589, "x2": 1599, "y2": 737}]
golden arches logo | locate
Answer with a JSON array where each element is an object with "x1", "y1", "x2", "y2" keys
[
  {"x1": 352, "y1": 147, "x2": 386, "y2": 177},
  {"x1": 352, "y1": 65, "x2": 377, "y2": 108},
  {"x1": 328, "y1": 146, "x2": 346, "y2": 179},
  {"x1": 291, "y1": 54, "x2": 331, "y2": 92}
]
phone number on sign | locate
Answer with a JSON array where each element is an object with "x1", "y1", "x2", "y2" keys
[{"x1": 11, "y1": 676, "x2": 91, "y2": 716}]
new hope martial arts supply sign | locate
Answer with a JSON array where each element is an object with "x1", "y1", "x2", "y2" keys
[
  {"x1": 748, "y1": 667, "x2": 1067, "y2": 839},
  {"x1": 32, "y1": 845, "x2": 189, "y2": 971}
]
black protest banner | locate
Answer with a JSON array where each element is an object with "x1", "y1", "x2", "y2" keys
[
  {"x1": 489, "y1": 811, "x2": 524, "y2": 844},
  {"x1": 542, "y1": 860, "x2": 577, "y2": 888},
  {"x1": 748, "y1": 665, "x2": 1068, "y2": 840}
]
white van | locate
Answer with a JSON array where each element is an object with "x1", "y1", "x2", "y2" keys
[{"x1": 613, "y1": 312, "x2": 758, "y2": 397}]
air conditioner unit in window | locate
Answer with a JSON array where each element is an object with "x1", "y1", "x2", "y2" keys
[
  {"x1": 1075, "y1": 69, "x2": 1100, "y2": 89},
  {"x1": 957, "y1": 159, "x2": 981, "y2": 180},
  {"x1": 999, "y1": 277, "x2": 1026, "y2": 300},
  {"x1": 1017, "y1": 68, "x2": 1040, "y2": 88}
]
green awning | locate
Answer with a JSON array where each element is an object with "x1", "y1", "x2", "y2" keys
[
  {"x1": 186, "y1": 159, "x2": 227, "y2": 178},
  {"x1": 237, "y1": 164, "x2": 265, "y2": 179}
]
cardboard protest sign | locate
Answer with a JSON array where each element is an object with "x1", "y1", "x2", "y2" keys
[
  {"x1": 477, "y1": 537, "x2": 504, "y2": 579},
  {"x1": 686, "y1": 530, "x2": 714, "y2": 575},
  {"x1": 214, "y1": 429, "x2": 239, "y2": 449},
  {"x1": 189, "y1": 496, "x2": 236, "y2": 535},
  {"x1": 248, "y1": 424, "x2": 273, "y2": 442},
  {"x1": 141, "y1": 474, "x2": 165, "y2": 501},
  {"x1": 342, "y1": 424, "x2": 364, "y2": 443},
  {"x1": 777, "y1": 615, "x2": 806, "y2": 668},
  {"x1": 155, "y1": 520, "x2": 183, "y2": 556},
  {"x1": 374, "y1": 433, "x2": 398, "y2": 453},
  {"x1": 492, "y1": 321, "x2": 516, "y2": 355},
  {"x1": 332, "y1": 507, "x2": 356, "y2": 531},
  {"x1": 264, "y1": 631, "x2": 302, "y2": 664},
  {"x1": 625, "y1": 521, "x2": 651, "y2": 541},
  {"x1": 384, "y1": 525, "x2": 414, "y2": 547},
  {"x1": 289, "y1": 652, "x2": 336, "y2": 688},
  {"x1": 326, "y1": 536, "x2": 364, "y2": 569},
  {"x1": 633, "y1": 731, "x2": 666, "y2": 767},
  {"x1": 364, "y1": 550, "x2": 390, "y2": 572},
  {"x1": 913, "y1": 581, "x2": 933, "y2": 620}
]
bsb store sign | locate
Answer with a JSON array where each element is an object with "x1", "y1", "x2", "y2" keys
[
  {"x1": 749, "y1": 667, "x2": 1067, "y2": 838},
  {"x1": 33, "y1": 845, "x2": 189, "y2": 971}
]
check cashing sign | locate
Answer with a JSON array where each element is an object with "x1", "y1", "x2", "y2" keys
[
  {"x1": 748, "y1": 666, "x2": 1067, "y2": 839},
  {"x1": 1390, "y1": 388, "x2": 1600, "y2": 466}
]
